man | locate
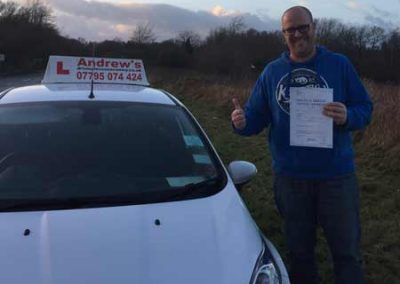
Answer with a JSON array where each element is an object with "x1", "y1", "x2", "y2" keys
[{"x1": 231, "y1": 6, "x2": 372, "y2": 284}]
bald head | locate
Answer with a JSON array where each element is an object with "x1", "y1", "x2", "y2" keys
[
  {"x1": 281, "y1": 6, "x2": 313, "y2": 24},
  {"x1": 281, "y1": 6, "x2": 316, "y2": 62}
]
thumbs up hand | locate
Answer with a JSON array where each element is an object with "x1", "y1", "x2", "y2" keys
[{"x1": 231, "y1": 98, "x2": 246, "y2": 130}]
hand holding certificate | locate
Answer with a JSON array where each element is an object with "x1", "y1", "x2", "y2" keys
[{"x1": 290, "y1": 87, "x2": 333, "y2": 149}]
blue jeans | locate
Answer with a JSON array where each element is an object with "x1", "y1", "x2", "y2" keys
[{"x1": 273, "y1": 174, "x2": 363, "y2": 284}]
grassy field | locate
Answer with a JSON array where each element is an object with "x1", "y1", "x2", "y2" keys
[{"x1": 150, "y1": 68, "x2": 400, "y2": 284}]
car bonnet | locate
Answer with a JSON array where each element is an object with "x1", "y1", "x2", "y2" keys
[{"x1": 0, "y1": 182, "x2": 262, "y2": 284}]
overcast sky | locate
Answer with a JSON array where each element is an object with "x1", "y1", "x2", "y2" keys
[{"x1": 17, "y1": 0, "x2": 400, "y2": 41}]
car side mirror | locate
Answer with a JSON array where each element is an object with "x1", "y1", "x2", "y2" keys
[{"x1": 227, "y1": 161, "x2": 257, "y2": 190}]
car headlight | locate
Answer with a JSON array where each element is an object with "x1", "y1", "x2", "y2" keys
[
  {"x1": 250, "y1": 235, "x2": 290, "y2": 284},
  {"x1": 253, "y1": 262, "x2": 279, "y2": 284}
]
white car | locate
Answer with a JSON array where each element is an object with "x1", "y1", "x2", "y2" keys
[{"x1": 0, "y1": 56, "x2": 289, "y2": 284}]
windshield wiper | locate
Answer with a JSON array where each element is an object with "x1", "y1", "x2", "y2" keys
[
  {"x1": 0, "y1": 191, "x2": 179, "y2": 211},
  {"x1": 0, "y1": 196, "x2": 125, "y2": 212},
  {"x1": 0, "y1": 198, "x2": 86, "y2": 212},
  {"x1": 0, "y1": 177, "x2": 223, "y2": 211},
  {"x1": 161, "y1": 176, "x2": 221, "y2": 201}
]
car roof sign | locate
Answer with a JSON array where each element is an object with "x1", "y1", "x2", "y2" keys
[{"x1": 42, "y1": 56, "x2": 150, "y2": 86}]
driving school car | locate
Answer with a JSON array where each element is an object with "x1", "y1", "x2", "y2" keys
[{"x1": 0, "y1": 56, "x2": 290, "y2": 284}]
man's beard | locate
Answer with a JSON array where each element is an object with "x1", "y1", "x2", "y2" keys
[{"x1": 291, "y1": 36, "x2": 314, "y2": 57}]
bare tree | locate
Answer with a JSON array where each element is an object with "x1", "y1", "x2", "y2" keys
[
  {"x1": 366, "y1": 26, "x2": 386, "y2": 50},
  {"x1": 130, "y1": 23, "x2": 156, "y2": 44},
  {"x1": 24, "y1": 0, "x2": 54, "y2": 26},
  {"x1": 315, "y1": 18, "x2": 342, "y2": 45},
  {"x1": 228, "y1": 16, "x2": 246, "y2": 34},
  {"x1": 176, "y1": 30, "x2": 202, "y2": 47},
  {"x1": 0, "y1": 1, "x2": 19, "y2": 21},
  {"x1": 0, "y1": 0, "x2": 54, "y2": 27}
]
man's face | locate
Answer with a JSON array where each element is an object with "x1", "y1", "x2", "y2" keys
[{"x1": 281, "y1": 9, "x2": 316, "y2": 61}]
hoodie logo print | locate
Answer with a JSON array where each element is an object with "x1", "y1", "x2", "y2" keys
[{"x1": 275, "y1": 68, "x2": 329, "y2": 114}]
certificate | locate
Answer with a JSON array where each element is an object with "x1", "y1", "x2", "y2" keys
[{"x1": 289, "y1": 87, "x2": 333, "y2": 149}]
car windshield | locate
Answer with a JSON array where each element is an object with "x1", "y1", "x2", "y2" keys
[{"x1": 0, "y1": 101, "x2": 225, "y2": 211}]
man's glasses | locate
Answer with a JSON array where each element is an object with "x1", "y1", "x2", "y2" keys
[{"x1": 282, "y1": 23, "x2": 312, "y2": 35}]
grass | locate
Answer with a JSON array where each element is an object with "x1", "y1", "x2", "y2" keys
[{"x1": 150, "y1": 67, "x2": 400, "y2": 284}]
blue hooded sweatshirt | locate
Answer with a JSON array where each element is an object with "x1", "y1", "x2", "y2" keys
[{"x1": 234, "y1": 46, "x2": 373, "y2": 179}]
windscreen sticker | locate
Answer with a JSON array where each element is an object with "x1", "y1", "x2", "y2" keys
[
  {"x1": 193, "y1": 154, "x2": 212, "y2": 164},
  {"x1": 166, "y1": 176, "x2": 205, "y2": 187},
  {"x1": 183, "y1": 135, "x2": 204, "y2": 147}
]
